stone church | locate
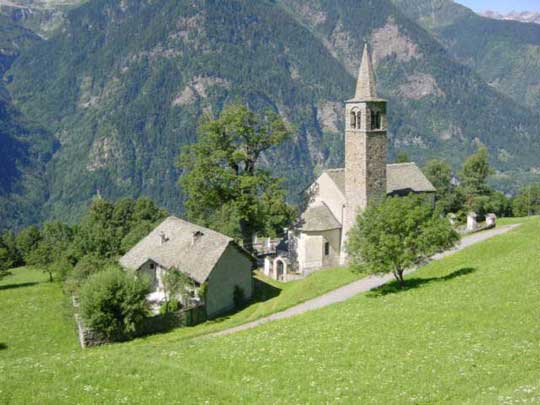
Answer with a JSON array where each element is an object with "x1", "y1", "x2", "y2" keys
[{"x1": 265, "y1": 45, "x2": 435, "y2": 280}]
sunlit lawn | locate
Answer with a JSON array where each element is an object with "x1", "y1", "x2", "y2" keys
[{"x1": 1, "y1": 218, "x2": 539, "y2": 403}]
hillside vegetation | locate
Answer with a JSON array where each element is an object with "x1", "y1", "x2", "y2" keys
[
  {"x1": 0, "y1": 15, "x2": 55, "y2": 229},
  {"x1": 392, "y1": 0, "x2": 540, "y2": 111},
  {"x1": 1, "y1": 0, "x2": 539, "y2": 228},
  {"x1": 1, "y1": 218, "x2": 538, "y2": 403}
]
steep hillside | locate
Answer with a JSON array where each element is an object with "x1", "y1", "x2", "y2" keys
[
  {"x1": 0, "y1": 0, "x2": 85, "y2": 37},
  {"x1": 0, "y1": 15, "x2": 54, "y2": 230},
  {"x1": 4, "y1": 0, "x2": 540, "y2": 224},
  {"x1": 280, "y1": 0, "x2": 540, "y2": 190},
  {"x1": 392, "y1": 0, "x2": 540, "y2": 110},
  {"x1": 8, "y1": 0, "x2": 355, "y2": 222}
]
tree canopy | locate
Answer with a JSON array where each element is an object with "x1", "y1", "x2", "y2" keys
[
  {"x1": 346, "y1": 195, "x2": 459, "y2": 285},
  {"x1": 178, "y1": 103, "x2": 296, "y2": 246},
  {"x1": 512, "y1": 184, "x2": 540, "y2": 217}
]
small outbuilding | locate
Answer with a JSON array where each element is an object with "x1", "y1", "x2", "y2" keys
[{"x1": 119, "y1": 216, "x2": 255, "y2": 318}]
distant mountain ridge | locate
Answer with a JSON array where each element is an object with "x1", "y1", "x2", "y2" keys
[
  {"x1": 481, "y1": 10, "x2": 540, "y2": 25},
  {"x1": 392, "y1": 0, "x2": 540, "y2": 110},
  {"x1": 0, "y1": 0, "x2": 540, "y2": 230}
]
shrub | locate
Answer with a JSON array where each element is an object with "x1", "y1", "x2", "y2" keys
[
  {"x1": 65, "y1": 255, "x2": 110, "y2": 293},
  {"x1": 159, "y1": 299, "x2": 181, "y2": 315},
  {"x1": 79, "y1": 268, "x2": 149, "y2": 341}
]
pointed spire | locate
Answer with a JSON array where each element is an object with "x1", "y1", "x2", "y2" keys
[{"x1": 354, "y1": 43, "x2": 377, "y2": 100}]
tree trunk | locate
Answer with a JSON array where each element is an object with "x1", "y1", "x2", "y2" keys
[
  {"x1": 393, "y1": 266, "x2": 405, "y2": 288},
  {"x1": 239, "y1": 219, "x2": 253, "y2": 253}
]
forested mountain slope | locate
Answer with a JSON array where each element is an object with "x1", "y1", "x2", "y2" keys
[
  {"x1": 0, "y1": 14, "x2": 55, "y2": 229},
  {"x1": 391, "y1": 0, "x2": 540, "y2": 110},
  {"x1": 0, "y1": 0, "x2": 85, "y2": 37},
  {"x1": 2, "y1": 0, "x2": 540, "y2": 227}
]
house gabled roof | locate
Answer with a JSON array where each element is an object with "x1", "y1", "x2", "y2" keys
[
  {"x1": 386, "y1": 163, "x2": 436, "y2": 194},
  {"x1": 322, "y1": 162, "x2": 435, "y2": 196},
  {"x1": 119, "y1": 216, "x2": 252, "y2": 284},
  {"x1": 299, "y1": 202, "x2": 342, "y2": 232}
]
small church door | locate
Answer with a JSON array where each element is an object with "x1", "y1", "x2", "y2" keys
[{"x1": 276, "y1": 260, "x2": 285, "y2": 281}]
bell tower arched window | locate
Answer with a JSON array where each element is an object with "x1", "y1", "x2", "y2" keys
[
  {"x1": 370, "y1": 110, "x2": 382, "y2": 130},
  {"x1": 350, "y1": 110, "x2": 357, "y2": 129},
  {"x1": 356, "y1": 111, "x2": 361, "y2": 130}
]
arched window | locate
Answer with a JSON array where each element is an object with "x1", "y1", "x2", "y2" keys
[
  {"x1": 350, "y1": 110, "x2": 357, "y2": 129},
  {"x1": 356, "y1": 111, "x2": 361, "y2": 130},
  {"x1": 370, "y1": 110, "x2": 381, "y2": 130}
]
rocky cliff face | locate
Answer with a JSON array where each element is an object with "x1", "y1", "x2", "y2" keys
[
  {"x1": 0, "y1": 0, "x2": 85, "y2": 37},
  {"x1": 392, "y1": 0, "x2": 540, "y2": 110},
  {"x1": 1, "y1": 0, "x2": 540, "y2": 228}
]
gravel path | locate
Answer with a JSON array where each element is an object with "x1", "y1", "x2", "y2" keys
[{"x1": 211, "y1": 224, "x2": 520, "y2": 337}]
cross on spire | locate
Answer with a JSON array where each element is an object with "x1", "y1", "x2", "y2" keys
[{"x1": 354, "y1": 43, "x2": 377, "y2": 100}]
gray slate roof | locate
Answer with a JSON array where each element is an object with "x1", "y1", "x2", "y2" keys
[
  {"x1": 300, "y1": 202, "x2": 341, "y2": 232},
  {"x1": 323, "y1": 163, "x2": 435, "y2": 195},
  {"x1": 119, "y1": 216, "x2": 245, "y2": 284},
  {"x1": 386, "y1": 163, "x2": 436, "y2": 194}
]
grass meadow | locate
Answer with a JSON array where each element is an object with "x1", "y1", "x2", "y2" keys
[{"x1": 1, "y1": 217, "x2": 539, "y2": 403}]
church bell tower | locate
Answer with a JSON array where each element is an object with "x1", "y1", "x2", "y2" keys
[{"x1": 342, "y1": 44, "x2": 388, "y2": 256}]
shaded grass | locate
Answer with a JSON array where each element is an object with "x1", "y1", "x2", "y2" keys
[
  {"x1": 1, "y1": 218, "x2": 539, "y2": 403},
  {"x1": 368, "y1": 266, "x2": 476, "y2": 297}
]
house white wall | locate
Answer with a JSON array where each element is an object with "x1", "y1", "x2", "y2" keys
[
  {"x1": 139, "y1": 260, "x2": 165, "y2": 293},
  {"x1": 205, "y1": 244, "x2": 253, "y2": 318},
  {"x1": 297, "y1": 228, "x2": 341, "y2": 274}
]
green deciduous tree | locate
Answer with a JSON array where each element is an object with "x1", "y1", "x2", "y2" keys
[
  {"x1": 460, "y1": 145, "x2": 493, "y2": 200},
  {"x1": 346, "y1": 195, "x2": 459, "y2": 286},
  {"x1": 423, "y1": 159, "x2": 464, "y2": 215},
  {"x1": 395, "y1": 151, "x2": 410, "y2": 163},
  {"x1": 0, "y1": 230, "x2": 22, "y2": 274},
  {"x1": 512, "y1": 184, "x2": 540, "y2": 217},
  {"x1": 178, "y1": 103, "x2": 296, "y2": 247},
  {"x1": 73, "y1": 197, "x2": 167, "y2": 260},
  {"x1": 15, "y1": 225, "x2": 42, "y2": 265}
]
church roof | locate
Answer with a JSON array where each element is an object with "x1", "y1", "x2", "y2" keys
[
  {"x1": 348, "y1": 44, "x2": 384, "y2": 102},
  {"x1": 324, "y1": 169, "x2": 346, "y2": 196},
  {"x1": 299, "y1": 202, "x2": 342, "y2": 232},
  {"x1": 322, "y1": 162, "x2": 436, "y2": 196},
  {"x1": 386, "y1": 163, "x2": 436, "y2": 194},
  {"x1": 119, "y1": 216, "x2": 253, "y2": 284}
]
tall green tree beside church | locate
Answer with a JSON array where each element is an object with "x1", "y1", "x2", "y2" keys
[{"x1": 178, "y1": 103, "x2": 296, "y2": 247}]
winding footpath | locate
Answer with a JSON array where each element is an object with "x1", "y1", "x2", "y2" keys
[{"x1": 211, "y1": 224, "x2": 521, "y2": 337}]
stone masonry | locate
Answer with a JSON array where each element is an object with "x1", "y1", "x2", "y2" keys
[{"x1": 342, "y1": 45, "x2": 388, "y2": 263}]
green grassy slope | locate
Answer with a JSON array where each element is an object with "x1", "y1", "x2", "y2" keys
[{"x1": 1, "y1": 218, "x2": 539, "y2": 403}]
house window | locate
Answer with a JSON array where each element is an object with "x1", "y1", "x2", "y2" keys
[
  {"x1": 149, "y1": 263, "x2": 155, "y2": 270},
  {"x1": 324, "y1": 242, "x2": 330, "y2": 256}
]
